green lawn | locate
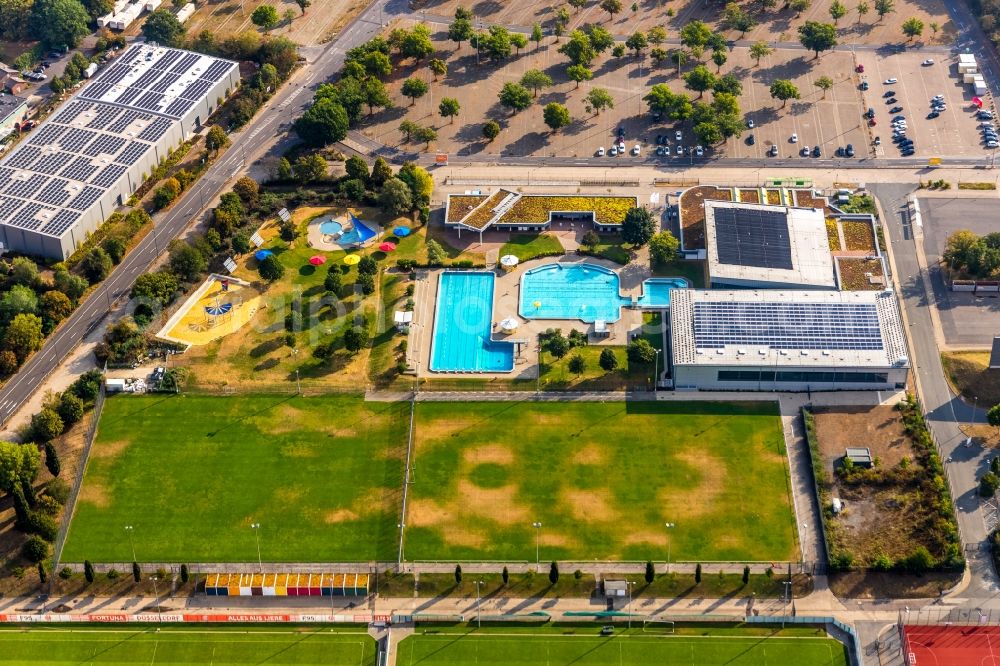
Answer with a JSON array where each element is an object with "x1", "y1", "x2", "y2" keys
[
  {"x1": 405, "y1": 401, "x2": 797, "y2": 561},
  {"x1": 0, "y1": 626, "x2": 376, "y2": 665},
  {"x1": 61, "y1": 394, "x2": 406, "y2": 563},
  {"x1": 499, "y1": 233, "x2": 565, "y2": 262},
  {"x1": 396, "y1": 625, "x2": 847, "y2": 665}
]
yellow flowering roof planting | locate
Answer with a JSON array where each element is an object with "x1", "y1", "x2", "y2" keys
[
  {"x1": 446, "y1": 195, "x2": 487, "y2": 223},
  {"x1": 447, "y1": 191, "x2": 637, "y2": 231}
]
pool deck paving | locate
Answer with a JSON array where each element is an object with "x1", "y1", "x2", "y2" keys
[{"x1": 412, "y1": 256, "x2": 653, "y2": 379}]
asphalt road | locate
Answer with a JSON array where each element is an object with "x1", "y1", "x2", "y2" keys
[
  {"x1": 871, "y1": 183, "x2": 998, "y2": 597},
  {"x1": 0, "y1": 0, "x2": 406, "y2": 428}
]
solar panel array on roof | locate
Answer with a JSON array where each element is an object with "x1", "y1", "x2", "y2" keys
[
  {"x1": 7, "y1": 202, "x2": 46, "y2": 230},
  {"x1": 171, "y1": 53, "x2": 200, "y2": 74},
  {"x1": 60, "y1": 127, "x2": 98, "y2": 152},
  {"x1": 5, "y1": 174, "x2": 48, "y2": 198},
  {"x1": 137, "y1": 117, "x2": 172, "y2": 142},
  {"x1": 83, "y1": 134, "x2": 126, "y2": 157},
  {"x1": 180, "y1": 78, "x2": 213, "y2": 101},
  {"x1": 94, "y1": 62, "x2": 130, "y2": 86},
  {"x1": 202, "y1": 60, "x2": 232, "y2": 82},
  {"x1": 36, "y1": 178, "x2": 70, "y2": 206},
  {"x1": 0, "y1": 195, "x2": 24, "y2": 219},
  {"x1": 0, "y1": 168, "x2": 12, "y2": 190},
  {"x1": 60, "y1": 156, "x2": 99, "y2": 182},
  {"x1": 67, "y1": 185, "x2": 102, "y2": 211},
  {"x1": 164, "y1": 97, "x2": 196, "y2": 117},
  {"x1": 714, "y1": 207, "x2": 794, "y2": 270},
  {"x1": 107, "y1": 109, "x2": 151, "y2": 134},
  {"x1": 153, "y1": 49, "x2": 183, "y2": 72},
  {"x1": 692, "y1": 301, "x2": 884, "y2": 351},
  {"x1": 30, "y1": 124, "x2": 67, "y2": 146},
  {"x1": 7, "y1": 145, "x2": 40, "y2": 169},
  {"x1": 91, "y1": 163, "x2": 127, "y2": 188},
  {"x1": 41, "y1": 209, "x2": 81, "y2": 237},
  {"x1": 115, "y1": 87, "x2": 143, "y2": 107},
  {"x1": 115, "y1": 141, "x2": 149, "y2": 166},
  {"x1": 150, "y1": 71, "x2": 180, "y2": 93},
  {"x1": 53, "y1": 101, "x2": 90, "y2": 124},
  {"x1": 33, "y1": 152, "x2": 74, "y2": 176}
]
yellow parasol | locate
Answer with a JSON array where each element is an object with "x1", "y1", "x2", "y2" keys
[{"x1": 343, "y1": 254, "x2": 361, "y2": 265}]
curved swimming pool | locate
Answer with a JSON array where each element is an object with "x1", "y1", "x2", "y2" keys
[{"x1": 519, "y1": 263, "x2": 688, "y2": 323}]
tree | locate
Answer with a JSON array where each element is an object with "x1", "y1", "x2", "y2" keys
[
  {"x1": 251, "y1": 4, "x2": 279, "y2": 30},
  {"x1": 232, "y1": 176, "x2": 259, "y2": 205},
  {"x1": 521, "y1": 69, "x2": 553, "y2": 97},
  {"x1": 814, "y1": 75, "x2": 834, "y2": 98},
  {"x1": 981, "y1": 472, "x2": 1000, "y2": 497},
  {"x1": 5, "y1": 313, "x2": 43, "y2": 363},
  {"x1": 711, "y1": 49, "x2": 728, "y2": 72},
  {"x1": 293, "y1": 153, "x2": 328, "y2": 182},
  {"x1": 742, "y1": 565, "x2": 750, "y2": 585},
  {"x1": 829, "y1": 0, "x2": 847, "y2": 24},
  {"x1": 379, "y1": 178, "x2": 413, "y2": 216},
  {"x1": 401, "y1": 25, "x2": 435, "y2": 60},
  {"x1": 141, "y1": 7, "x2": 185, "y2": 45},
  {"x1": 621, "y1": 207, "x2": 655, "y2": 247},
  {"x1": 559, "y1": 30, "x2": 597, "y2": 66},
  {"x1": 0, "y1": 285, "x2": 38, "y2": 323},
  {"x1": 401, "y1": 77, "x2": 429, "y2": 105},
  {"x1": 429, "y1": 58, "x2": 447, "y2": 80},
  {"x1": 343, "y1": 326, "x2": 368, "y2": 353},
  {"x1": 22, "y1": 535, "x2": 48, "y2": 563},
  {"x1": 585, "y1": 88, "x2": 614, "y2": 115},
  {"x1": 713, "y1": 73, "x2": 742, "y2": 96},
  {"x1": 502, "y1": 566, "x2": 509, "y2": 585},
  {"x1": 693, "y1": 121, "x2": 723, "y2": 144},
  {"x1": 599, "y1": 348, "x2": 619, "y2": 372},
  {"x1": 43, "y1": 441, "x2": 61, "y2": 477},
  {"x1": 132, "y1": 561, "x2": 142, "y2": 582},
  {"x1": 169, "y1": 243, "x2": 207, "y2": 282},
  {"x1": 57, "y1": 392, "x2": 83, "y2": 429},
  {"x1": 363, "y1": 51, "x2": 392, "y2": 79},
  {"x1": 84, "y1": 560, "x2": 95, "y2": 584},
  {"x1": 295, "y1": 0, "x2": 310, "y2": 13},
  {"x1": 483, "y1": 120, "x2": 501, "y2": 142},
  {"x1": 0, "y1": 441, "x2": 39, "y2": 497},
  {"x1": 531, "y1": 23, "x2": 544, "y2": 49},
  {"x1": 930, "y1": 20, "x2": 939, "y2": 37},
  {"x1": 988, "y1": 403, "x2": 1000, "y2": 431},
  {"x1": 791, "y1": 0, "x2": 810, "y2": 16},
  {"x1": 721, "y1": 3, "x2": 756, "y2": 36},
  {"x1": 438, "y1": 97, "x2": 460, "y2": 123},
  {"x1": 448, "y1": 16, "x2": 473, "y2": 48},
  {"x1": 258, "y1": 255, "x2": 285, "y2": 282},
  {"x1": 670, "y1": 49, "x2": 688, "y2": 75},
  {"x1": 399, "y1": 119, "x2": 419, "y2": 142},
  {"x1": 626, "y1": 31, "x2": 648, "y2": 55},
  {"x1": 600, "y1": 0, "x2": 622, "y2": 20},
  {"x1": 398, "y1": 163, "x2": 434, "y2": 204},
  {"x1": 478, "y1": 25, "x2": 513, "y2": 62},
  {"x1": 568, "y1": 354, "x2": 586, "y2": 374},
  {"x1": 324, "y1": 268, "x2": 343, "y2": 295},
  {"x1": 511, "y1": 32, "x2": 528, "y2": 55},
  {"x1": 31, "y1": 408, "x2": 63, "y2": 443},
  {"x1": 10, "y1": 257, "x2": 38, "y2": 287},
  {"x1": 798, "y1": 21, "x2": 838, "y2": 58},
  {"x1": 345, "y1": 155, "x2": 369, "y2": 183},
  {"x1": 205, "y1": 126, "x2": 230, "y2": 154},
  {"x1": 874, "y1": 0, "x2": 893, "y2": 21},
  {"x1": 648, "y1": 231, "x2": 680, "y2": 267},
  {"x1": 749, "y1": 41, "x2": 773, "y2": 67},
  {"x1": 454, "y1": 564, "x2": 463, "y2": 584},
  {"x1": 644, "y1": 84, "x2": 693, "y2": 121},
  {"x1": 542, "y1": 103, "x2": 571, "y2": 132},
  {"x1": 627, "y1": 339, "x2": 656, "y2": 364},
  {"x1": 131, "y1": 271, "x2": 179, "y2": 307},
  {"x1": 770, "y1": 79, "x2": 800, "y2": 107},
  {"x1": 0, "y1": 350, "x2": 18, "y2": 376},
  {"x1": 856, "y1": 1, "x2": 869, "y2": 21},
  {"x1": 31, "y1": 0, "x2": 89, "y2": 49},
  {"x1": 695, "y1": 563, "x2": 702, "y2": 584},
  {"x1": 413, "y1": 125, "x2": 437, "y2": 148},
  {"x1": 371, "y1": 157, "x2": 393, "y2": 187},
  {"x1": 498, "y1": 82, "x2": 533, "y2": 114},
  {"x1": 543, "y1": 330, "x2": 570, "y2": 358},
  {"x1": 294, "y1": 98, "x2": 349, "y2": 146},
  {"x1": 566, "y1": 64, "x2": 593, "y2": 88},
  {"x1": 680, "y1": 20, "x2": 711, "y2": 50},
  {"x1": 902, "y1": 17, "x2": 924, "y2": 40},
  {"x1": 683, "y1": 65, "x2": 716, "y2": 98},
  {"x1": 548, "y1": 561, "x2": 559, "y2": 584},
  {"x1": 648, "y1": 26, "x2": 667, "y2": 45}
]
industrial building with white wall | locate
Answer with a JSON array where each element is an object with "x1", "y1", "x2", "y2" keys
[
  {"x1": 0, "y1": 43, "x2": 239, "y2": 259},
  {"x1": 669, "y1": 288, "x2": 910, "y2": 391}
]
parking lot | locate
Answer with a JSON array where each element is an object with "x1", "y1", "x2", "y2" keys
[
  {"x1": 863, "y1": 51, "x2": 989, "y2": 159},
  {"x1": 919, "y1": 197, "x2": 1000, "y2": 347}
]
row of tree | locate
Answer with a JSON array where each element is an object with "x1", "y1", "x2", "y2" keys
[{"x1": 942, "y1": 229, "x2": 1000, "y2": 279}]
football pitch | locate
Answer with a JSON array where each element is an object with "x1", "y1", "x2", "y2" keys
[
  {"x1": 0, "y1": 626, "x2": 377, "y2": 665},
  {"x1": 61, "y1": 394, "x2": 407, "y2": 563},
  {"x1": 406, "y1": 400, "x2": 796, "y2": 561},
  {"x1": 396, "y1": 626, "x2": 848, "y2": 665}
]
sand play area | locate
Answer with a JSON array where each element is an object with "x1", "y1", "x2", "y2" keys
[{"x1": 156, "y1": 274, "x2": 262, "y2": 347}]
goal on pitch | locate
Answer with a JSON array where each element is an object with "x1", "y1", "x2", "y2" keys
[{"x1": 642, "y1": 618, "x2": 675, "y2": 634}]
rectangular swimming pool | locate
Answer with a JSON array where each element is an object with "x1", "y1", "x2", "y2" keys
[{"x1": 429, "y1": 272, "x2": 514, "y2": 373}]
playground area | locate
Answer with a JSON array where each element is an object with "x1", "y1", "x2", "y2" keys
[
  {"x1": 306, "y1": 210, "x2": 379, "y2": 252},
  {"x1": 156, "y1": 274, "x2": 262, "y2": 347}
]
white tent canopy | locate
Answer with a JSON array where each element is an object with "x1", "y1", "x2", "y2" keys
[
  {"x1": 499, "y1": 317, "x2": 519, "y2": 332},
  {"x1": 499, "y1": 254, "x2": 519, "y2": 268}
]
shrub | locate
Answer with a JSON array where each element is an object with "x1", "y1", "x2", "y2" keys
[
  {"x1": 694, "y1": 563, "x2": 702, "y2": 584},
  {"x1": 426, "y1": 239, "x2": 446, "y2": 265},
  {"x1": 358, "y1": 255, "x2": 378, "y2": 275},
  {"x1": 181, "y1": 563, "x2": 189, "y2": 583},
  {"x1": 31, "y1": 408, "x2": 64, "y2": 443},
  {"x1": 84, "y1": 560, "x2": 95, "y2": 583},
  {"x1": 396, "y1": 259, "x2": 416, "y2": 271},
  {"x1": 62, "y1": 566, "x2": 75, "y2": 581},
  {"x1": 574, "y1": 569, "x2": 584, "y2": 580},
  {"x1": 900, "y1": 546, "x2": 935, "y2": 574},
  {"x1": 568, "y1": 354, "x2": 586, "y2": 374},
  {"x1": 981, "y1": 472, "x2": 1000, "y2": 497},
  {"x1": 107, "y1": 568, "x2": 119, "y2": 581},
  {"x1": 626, "y1": 339, "x2": 657, "y2": 364},
  {"x1": 132, "y1": 561, "x2": 142, "y2": 582},
  {"x1": 454, "y1": 564, "x2": 463, "y2": 584},
  {"x1": 645, "y1": 561, "x2": 655, "y2": 584},
  {"x1": 57, "y1": 392, "x2": 84, "y2": 428},
  {"x1": 258, "y1": 255, "x2": 285, "y2": 282},
  {"x1": 324, "y1": 270, "x2": 342, "y2": 294},
  {"x1": 548, "y1": 561, "x2": 559, "y2": 584},
  {"x1": 25, "y1": 511, "x2": 58, "y2": 542},
  {"x1": 46, "y1": 478, "x2": 70, "y2": 504},
  {"x1": 37, "y1": 562, "x2": 47, "y2": 583},
  {"x1": 871, "y1": 552, "x2": 893, "y2": 571},
  {"x1": 21, "y1": 535, "x2": 49, "y2": 563},
  {"x1": 742, "y1": 565, "x2": 750, "y2": 585},
  {"x1": 43, "y1": 441, "x2": 60, "y2": 477},
  {"x1": 599, "y1": 348, "x2": 618, "y2": 372},
  {"x1": 358, "y1": 272, "x2": 376, "y2": 295},
  {"x1": 502, "y1": 566, "x2": 509, "y2": 585}
]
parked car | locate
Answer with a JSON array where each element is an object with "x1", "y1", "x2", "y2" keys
[
  {"x1": 800, "y1": 145, "x2": 811, "y2": 156},
  {"x1": 767, "y1": 145, "x2": 778, "y2": 156},
  {"x1": 836, "y1": 146, "x2": 845, "y2": 156},
  {"x1": 632, "y1": 144, "x2": 641, "y2": 156},
  {"x1": 861, "y1": 81, "x2": 869, "y2": 91},
  {"x1": 609, "y1": 146, "x2": 618, "y2": 156},
  {"x1": 885, "y1": 98, "x2": 898, "y2": 105},
  {"x1": 597, "y1": 147, "x2": 605, "y2": 156},
  {"x1": 865, "y1": 108, "x2": 875, "y2": 119},
  {"x1": 695, "y1": 145, "x2": 704, "y2": 157},
  {"x1": 883, "y1": 90, "x2": 895, "y2": 98},
  {"x1": 790, "y1": 133, "x2": 798, "y2": 142},
  {"x1": 927, "y1": 111, "x2": 940, "y2": 119},
  {"x1": 676, "y1": 144, "x2": 683, "y2": 155},
  {"x1": 874, "y1": 136, "x2": 881, "y2": 146},
  {"x1": 979, "y1": 110, "x2": 994, "y2": 120},
  {"x1": 987, "y1": 140, "x2": 999, "y2": 148},
  {"x1": 845, "y1": 143, "x2": 855, "y2": 157},
  {"x1": 656, "y1": 145, "x2": 665, "y2": 155},
  {"x1": 674, "y1": 130, "x2": 682, "y2": 141},
  {"x1": 922, "y1": 59, "x2": 935, "y2": 66},
  {"x1": 812, "y1": 145, "x2": 821, "y2": 157},
  {"x1": 884, "y1": 77, "x2": 898, "y2": 84},
  {"x1": 747, "y1": 118, "x2": 755, "y2": 129},
  {"x1": 747, "y1": 134, "x2": 755, "y2": 145}
]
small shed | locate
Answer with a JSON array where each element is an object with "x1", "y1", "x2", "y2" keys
[
  {"x1": 105, "y1": 378, "x2": 127, "y2": 393},
  {"x1": 593, "y1": 320, "x2": 610, "y2": 338},
  {"x1": 604, "y1": 579, "x2": 627, "y2": 597},
  {"x1": 393, "y1": 310, "x2": 413, "y2": 332},
  {"x1": 845, "y1": 447, "x2": 873, "y2": 468}
]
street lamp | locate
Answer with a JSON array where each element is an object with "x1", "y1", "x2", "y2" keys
[
  {"x1": 398, "y1": 522, "x2": 406, "y2": 566},
  {"x1": 653, "y1": 348, "x2": 661, "y2": 389},
  {"x1": 532, "y1": 522, "x2": 542, "y2": 567},
  {"x1": 626, "y1": 580, "x2": 633, "y2": 630},
  {"x1": 150, "y1": 574, "x2": 162, "y2": 622},
  {"x1": 664, "y1": 522, "x2": 675, "y2": 573},
  {"x1": 250, "y1": 523, "x2": 262, "y2": 572},
  {"x1": 475, "y1": 580, "x2": 484, "y2": 628},
  {"x1": 124, "y1": 525, "x2": 136, "y2": 562},
  {"x1": 291, "y1": 349, "x2": 301, "y2": 394}
]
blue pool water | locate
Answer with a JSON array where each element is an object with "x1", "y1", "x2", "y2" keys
[
  {"x1": 519, "y1": 264, "x2": 688, "y2": 323},
  {"x1": 318, "y1": 215, "x2": 377, "y2": 247},
  {"x1": 430, "y1": 272, "x2": 514, "y2": 373}
]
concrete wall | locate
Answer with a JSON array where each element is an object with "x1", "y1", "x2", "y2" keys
[{"x1": 673, "y1": 363, "x2": 908, "y2": 391}]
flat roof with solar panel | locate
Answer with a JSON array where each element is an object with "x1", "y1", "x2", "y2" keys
[
  {"x1": 670, "y1": 288, "x2": 909, "y2": 370},
  {"x1": 704, "y1": 200, "x2": 836, "y2": 289},
  {"x1": 0, "y1": 44, "x2": 238, "y2": 257}
]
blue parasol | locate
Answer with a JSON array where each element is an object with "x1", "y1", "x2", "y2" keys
[
  {"x1": 254, "y1": 249, "x2": 273, "y2": 261},
  {"x1": 393, "y1": 226, "x2": 411, "y2": 237},
  {"x1": 205, "y1": 303, "x2": 233, "y2": 316}
]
